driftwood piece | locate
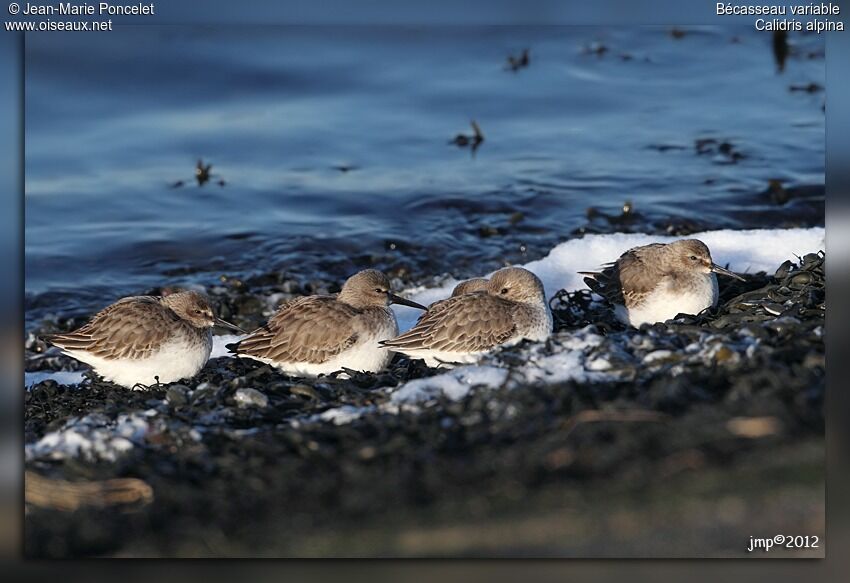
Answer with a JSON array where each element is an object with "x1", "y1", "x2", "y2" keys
[{"x1": 25, "y1": 471, "x2": 153, "y2": 512}]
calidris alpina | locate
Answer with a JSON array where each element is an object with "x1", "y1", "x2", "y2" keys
[
  {"x1": 380, "y1": 266, "x2": 552, "y2": 367},
  {"x1": 44, "y1": 290, "x2": 244, "y2": 389},
  {"x1": 414, "y1": 277, "x2": 489, "y2": 321},
  {"x1": 227, "y1": 269, "x2": 427, "y2": 377},
  {"x1": 581, "y1": 239, "x2": 745, "y2": 327},
  {"x1": 451, "y1": 278, "x2": 489, "y2": 297}
]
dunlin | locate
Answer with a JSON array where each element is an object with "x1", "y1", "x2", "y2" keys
[
  {"x1": 581, "y1": 239, "x2": 745, "y2": 327},
  {"x1": 450, "y1": 278, "x2": 489, "y2": 297},
  {"x1": 413, "y1": 277, "x2": 490, "y2": 321},
  {"x1": 44, "y1": 290, "x2": 244, "y2": 389},
  {"x1": 380, "y1": 266, "x2": 552, "y2": 366},
  {"x1": 227, "y1": 269, "x2": 426, "y2": 377}
]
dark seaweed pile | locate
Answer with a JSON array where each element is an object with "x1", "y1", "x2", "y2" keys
[{"x1": 24, "y1": 252, "x2": 824, "y2": 557}]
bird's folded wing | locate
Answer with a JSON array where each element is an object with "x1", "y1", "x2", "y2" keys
[
  {"x1": 583, "y1": 244, "x2": 663, "y2": 306},
  {"x1": 44, "y1": 296, "x2": 179, "y2": 360},
  {"x1": 383, "y1": 293, "x2": 516, "y2": 353},
  {"x1": 231, "y1": 296, "x2": 358, "y2": 364}
]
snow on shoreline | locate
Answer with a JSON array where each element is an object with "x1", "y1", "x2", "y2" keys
[{"x1": 26, "y1": 410, "x2": 158, "y2": 463}]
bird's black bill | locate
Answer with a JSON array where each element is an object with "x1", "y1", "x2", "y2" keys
[
  {"x1": 711, "y1": 264, "x2": 746, "y2": 281},
  {"x1": 214, "y1": 317, "x2": 247, "y2": 334},
  {"x1": 388, "y1": 293, "x2": 427, "y2": 311}
]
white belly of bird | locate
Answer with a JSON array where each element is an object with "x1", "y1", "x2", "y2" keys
[
  {"x1": 261, "y1": 318, "x2": 399, "y2": 377},
  {"x1": 617, "y1": 274, "x2": 718, "y2": 327},
  {"x1": 61, "y1": 333, "x2": 212, "y2": 389},
  {"x1": 393, "y1": 304, "x2": 552, "y2": 368}
]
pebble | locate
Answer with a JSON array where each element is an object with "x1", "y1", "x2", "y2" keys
[
  {"x1": 643, "y1": 350, "x2": 675, "y2": 364},
  {"x1": 586, "y1": 357, "x2": 612, "y2": 371},
  {"x1": 290, "y1": 384, "x2": 322, "y2": 400},
  {"x1": 192, "y1": 383, "x2": 218, "y2": 403},
  {"x1": 165, "y1": 385, "x2": 190, "y2": 407},
  {"x1": 762, "y1": 303, "x2": 785, "y2": 316},
  {"x1": 712, "y1": 345, "x2": 737, "y2": 364},
  {"x1": 234, "y1": 388, "x2": 269, "y2": 409}
]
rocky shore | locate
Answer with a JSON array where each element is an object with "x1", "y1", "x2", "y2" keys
[{"x1": 24, "y1": 250, "x2": 824, "y2": 557}]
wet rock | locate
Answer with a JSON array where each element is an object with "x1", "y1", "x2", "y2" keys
[
  {"x1": 643, "y1": 350, "x2": 677, "y2": 365},
  {"x1": 788, "y1": 271, "x2": 813, "y2": 289},
  {"x1": 290, "y1": 384, "x2": 323, "y2": 401},
  {"x1": 165, "y1": 385, "x2": 190, "y2": 407},
  {"x1": 234, "y1": 295, "x2": 266, "y2": 318},
  {"x1": 711, "y1": 345, "x2": 738, "y2": 365},
  {"x1": 234, "y1": 388, "x2": 269, "y2": 409},
  {"x1": 775, "y1": 259, "x2": 795, "y2": 280},
  {"x1": 191, "y1": 382, "x2": 218, "y2": 404}
]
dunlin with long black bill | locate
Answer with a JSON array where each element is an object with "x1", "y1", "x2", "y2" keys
[
  {"x1": 580, "y1": 238, "x2": 745, "y2": 327},
  {"x1": 227, "y1": 269, "x2": 426, "y2": 377},
  {"x1": 44, "y1": 290, "x2": 244, "y2": 389},
  {"x1": 380, "y1": 266, "x2": 552, "y2": 367}
]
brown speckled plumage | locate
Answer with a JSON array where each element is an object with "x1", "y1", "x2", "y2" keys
[
  {"x1": 451, "y1": 278, "x2": 489, "y2": 297},
  {"x1": 44, "y1": 292, "x2": 212, "y2": 361},
  {"x1": 228, "y1": 269, "x2": 425, "y2": 374},
  {"x1": 386, "y1": 292, "x2": 519, "y2": 353},
  {"x1": 381, "y1": 267, "x2": 551, "y2": 360},
  {"x1": 41, "y1": 290, "x2": 242, "y2": 388},
  {"x1": 583, "y1": 240, "x2": 716, "y2": 309},
  {"x1": 230, "y1": 296, "x2": 386, "y2": 365},
  {"x1": 581, "y1": 239, "x2": 745, "y2": 327}
]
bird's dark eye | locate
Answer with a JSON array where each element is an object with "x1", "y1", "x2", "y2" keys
[
  {"x1": 501, "y1": 288, "x2": 509, "y2": 294},
  {"x1": 689, "y1": 255, "x2": 698, "y2": 261},
  {"x1": 375, "y1": 288, "x2": 384, "y2": 293},
  {"x1": 194, "y1": 309, "x2": 203, "y2": 314}
]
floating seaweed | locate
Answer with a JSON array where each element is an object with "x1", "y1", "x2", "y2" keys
[
  {"x1": 773, "y1": 30, "x2": 789, "y2": 73},
  {"x1": 171, "y1": 159, "x2": 227, "y2": 188},
  {"x1": 694, "y1": 138, "x2": 746, "y2": 164},
  {"x1": 789, "y1": 82, "x2": 823, "y2": 93},
  {"x1": 581, "y1": 41, "x2": 608, "y2": 56},
  {"x1": 449, "y1": 120, "x2": 485, "y2": 153},
  {"x1": 505, "y1": 48, "x2": 530, "y2": 72}
]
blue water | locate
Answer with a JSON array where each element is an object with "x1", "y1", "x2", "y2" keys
[{"x1": 24, "y1": 26, "x2": 824, "y2": 326}]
